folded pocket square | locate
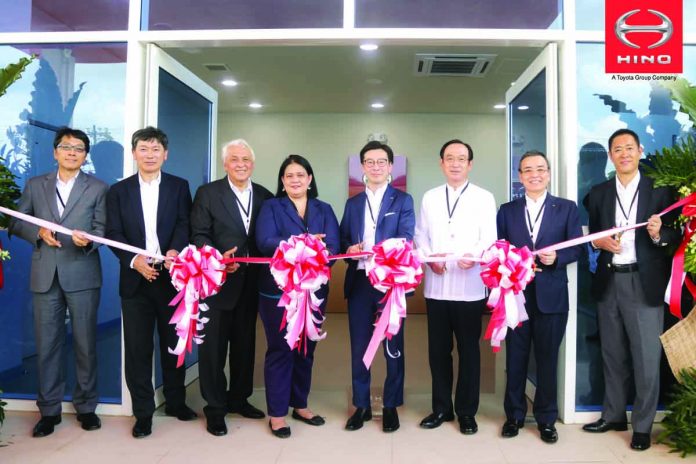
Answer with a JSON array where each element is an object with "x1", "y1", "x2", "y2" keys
[{"x1": 384, "y1": 212, "x2": 396, "y2": 217}]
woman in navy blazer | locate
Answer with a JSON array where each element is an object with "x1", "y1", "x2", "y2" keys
[
  {"x1": 340, "y1": 141, "x2": 415, "y2": 433},
  {"x1": 255, "y1": 154, "x2": 340, "y2": 438}
]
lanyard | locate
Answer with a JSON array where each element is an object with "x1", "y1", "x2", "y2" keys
[
  {"x1": 525, "y1": 202, "x2": 546, "y2": 244},
  {"x1": 365, "y1": 194, "x2": 384, "y2": 230},
  {"x1": 615, "y1": 188, "x2": 638, "y2": 225},
  {"x1": 233, "y1": 191, "x2": 252, "y2": 227},
  {"x1": 445, "y1": 182, "x2": 469, "y2": 223},
  {"x1": 56, "y1": 188, "x2": 66, "y2": 210}
]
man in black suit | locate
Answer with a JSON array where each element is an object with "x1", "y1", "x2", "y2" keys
[
  {"x1": 497, "y1": 151, "x2": 583, "y2": 443},
  {"x1": 582, "y1": 128, "x2": 680, "y2": 451},
  {"x1": 106, "y1": 127, "x2": 196, "y2": 438},
  {"x1": 190, "y1": 139, "x2": 273, "y2": 436}
]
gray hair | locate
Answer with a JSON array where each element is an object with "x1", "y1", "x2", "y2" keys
[{"x1": 221, "y1": 138, "x2": 255, "y2": 163}]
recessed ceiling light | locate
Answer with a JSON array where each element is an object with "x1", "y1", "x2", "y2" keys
[
  {"x1": 494, "y1": 104, "x2": 506, "y2": 109},
  {"x1": 518, "y1": 105, "x2": 529, "y2": 110},
  {"x1": 360, "y1": 43, "x2": 379, "y2": 51},
  {"x1": 221, "y1": 79, "x2": 238, "y2": 87},
  {"x1": 371, "y1": 102, "x2": 385, "y2": 109},
  {"x1": 249, "y1": 102, "x2": 263, "y2": 109}
]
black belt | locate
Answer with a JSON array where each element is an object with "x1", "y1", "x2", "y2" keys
[{"x1": 610, "y1": 263, "x2": 639, "y2": 273}]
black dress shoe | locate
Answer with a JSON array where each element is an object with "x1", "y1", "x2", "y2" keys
[
  {"x1": 382, "y1": 407, "x2": 400, "y2": 433},
  {"x1": 501, "y1": 419, "x2": 525, "y2": 437},
  {"x1": 165, "y1": 404, "x2": 198, "y2": 421},
  {"x1": 582, "y1": 418, "x2": 628, "y2": 433},
  {"x1": 32, "y1": 415, "x2": 61, "y2": 437},
  {"x1": 77, "y1": 412, "x2": 101, "y2": 431},
  {"x1": 291, "y1": 409, "x2": 325, "y2": 426},
  {"x1": 459, "y1": 415, "x2": 478, "y2": 435},
  {"x1": 419, "y1": 412, "x2": 455, "y2": 429},
  {"x1": 228, "y1": 401, "x2": 265, "y2": 419},
  {"x1": 345, "y1": 407, "x2": 372, "y2": 431},
  {"x1": 538, "y1": 423, "x2": 558, "y2": 443},
  {"x1": 132, "y1": 417, "x2": 152, "y2": 438},
  {"x1": 269, "y1": 420, "x2": 291, "y2": 438},
  {"x1": 206, "y1": 416, "x2": 228, "y2": 436},
  {"x1": 630, "y1": 432, "x2": 651, "y2": 451}
]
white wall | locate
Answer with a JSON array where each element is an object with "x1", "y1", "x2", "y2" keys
[{"x1": 217, "y1": 112, "x2": 507, "y2": 213}]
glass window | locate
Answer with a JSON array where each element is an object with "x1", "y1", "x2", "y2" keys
[
  {"x1": 142, "y1": 0, "x2": 342, "y2": 30},
  {"x1": 356, "y1": 0, "x2": 562, "y2": 29},
  {"x1": 0, "y1": 0, "x2": 128, "y2": 32},
  {"x1": 577, "y1": 0, "x2": 695, "y2": 33},
  {"x1": 575, "y1": 43, "x2": 696, "y2": 411},
  {"x1": 0, "y1": 43, "x2": 127, "y2": 404}
]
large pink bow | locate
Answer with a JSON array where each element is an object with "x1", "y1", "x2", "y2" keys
[
  {"x1": 168, "y1": 245, "x2": 227, "y2": 367},
  {"x1": 362, "y1": 238, "x2": 423, "y2": 369},
  {"x1": 480, "y1": 240, "x2": 534, "y2": 352},
  {"x1": 270, "y1": 234, "x2": 330, "y2": 354}
]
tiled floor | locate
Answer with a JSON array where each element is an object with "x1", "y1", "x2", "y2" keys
[{"x1": 0, "y1": 314, "x2": 687, "y2": 463}]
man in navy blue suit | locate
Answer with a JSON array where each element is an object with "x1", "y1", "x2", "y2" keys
[
  {"x1": 340, "y1": 141, "x2": 415, "y2": 433},
  {"x1": 496, "y1": 150, "x2": 583, "y2": 443},
  {"x1": 106, "y1": 127, "x2": 196, "y2": 438}
]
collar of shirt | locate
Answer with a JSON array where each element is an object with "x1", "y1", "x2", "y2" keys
[
  {"x1": 228, "y1": 178, "x2": 253, "y2": 196},
  {"x1": 138, "y1": 172, "x2": 161, "y2": 188},
  {"x1": 446, "y1": 180, "x2": 469, "y2": 198},
  {"x1": 365, "y1": 183, "x2": 388, "y2": 204},
  {"x1": 615, "y1": 170, "x2": 640, "y2": 196},
  {"x1": 56, "y1": 170, "x2": 79, "y2": 188},
  {"x1": 525, "y1": 190, "x2": 547, "y2": 214}
]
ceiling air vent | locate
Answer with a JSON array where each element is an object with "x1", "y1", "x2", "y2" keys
[
  {"x1": 203, "y1": 63, "x2": 230, "y2": 72},
  {"x1": 414, "y1": 54, "x2": 496, "y2": 77}
]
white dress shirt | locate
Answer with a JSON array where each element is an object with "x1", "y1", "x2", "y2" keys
[
  {"x1": 415, "y1": 182, "x2": 497, "y2": 301},
  {"x1": 358, "y1": 183, "x2": 388, "y2": 270},
  {"x1": 130, "y1": 173, "x2": 161, "y2": 268},
  {"x1": 613, "y1": 172, "x2": 639, "y2": 265},
  {"x1": 55, "y1": 171, "x2": 79, "y2": 217},
  {"x1": 229, "y1": 178, "x2": 253, "y2": 234},
  {"x1": 525, "y1": 190, "x2": 547, "y2": 248}
]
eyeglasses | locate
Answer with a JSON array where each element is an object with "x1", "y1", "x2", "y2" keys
[
  {"x1": 363, "y1": 159, "x2": 389, "y2": 168},
  {"x1": 520, "y1": 168, "x2": 549, "y2": 175},
  {"x1": 56, "y1": 144, "x2": 86, "y2": 154}
]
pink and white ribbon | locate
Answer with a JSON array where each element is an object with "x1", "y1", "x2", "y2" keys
[
  {"x1": 480, "y1": 240, "x2": 535, "y2": 352},
  {"x1": 270, "y1": 234, "x2": 330, "y2": 353},
  {"x1": 168, "y1": 245, "x2": 227, "y2": 367},
  {"x1": 363, "y1": 238, "x2": 423, "y2": 369}
]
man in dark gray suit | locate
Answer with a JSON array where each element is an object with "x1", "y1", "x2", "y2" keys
[
  {"x1": 191, "y1": 139, "x2": 272, "y2": 436},
  {"x1": 106, "y1": 127, "x2": 195, "y2": 439},
  {"x1": 10, "y1": 127, "x2": 108, "y2": 437},
  {"x1": 583, "y1": 128, "x2": 680, "y2": 451}
]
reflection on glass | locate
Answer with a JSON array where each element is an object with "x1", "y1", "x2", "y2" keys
[
  {"x1": 0, "y1": 0, "x2": 128, "y2": 32},
  {"x1": 575, "y1": 43, "x2": 696, "y2": 411},
  {"x1": 576, "y1": 0, "x2": 695, "y2": 33},
  {"x1": 142, "y1": 0, "x2": 342, "y2": 30},
  {"x1": 0, "y1": 44, "x2": 126, "y2": 404},
  {"x1": 356, "y1": 0, "x2": 562, "y2": 29},
  {"x1": 509, "y1": 70, "x2": 546, "y2": 200}
]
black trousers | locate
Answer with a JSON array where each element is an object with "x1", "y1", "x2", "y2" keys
[
  {"x1": 425, "y1": 298, "x2": 485, "y2": 417},
  {"x1": 199, "y1": 277, "x2": 258, "y2": 419},
  {"x1": 121, "y1": 273, "x2": 186, "y2": 419}
]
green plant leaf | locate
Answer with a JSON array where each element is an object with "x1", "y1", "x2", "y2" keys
[
  {"x1": 0, "y1": 56, "x2": 34, "y2": 99},
  {"x1": 663, "y1": 78, "x2": 696, "y2": 126}
]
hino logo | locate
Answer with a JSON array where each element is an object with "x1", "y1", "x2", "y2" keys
[{"x1": 614, "y1": 9, "x2": 672, "y2": 49}]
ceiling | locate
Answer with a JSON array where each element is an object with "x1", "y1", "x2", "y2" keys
[{"x1": 165, "y1": 45, "x2": 544, "y2": 114}]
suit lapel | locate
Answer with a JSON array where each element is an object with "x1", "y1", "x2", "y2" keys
[
  {"x1": 127, "y1": 175, "x2": 146, "y2": 240},
  {"x1": 534, "y1": 194, "x2": 555, "y2": 246},
  {"x1": 515, "y1": 197, "x2": 534, "y2": 249},
  {"x1": 376, "y1": 185, "x2": 396, "y2": 228},
  {"x1": 282, "y1": 196, "x2": 306, "y2": 231},
  {"x1": 42, "y1": 172, "x2": 60, "y2": 222},
  {"x1": 636, "y1": 174, "x2": 651, "y2": 222},
  {"x1": 59, "y1": 172, "x2": 88, "y2": 222},
  {"x1": 156, "y1": 173, "x2": 170, "y2": 233},
  {"x1": 354, "y1": 192, "x2": 367, "y2": 242}
]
